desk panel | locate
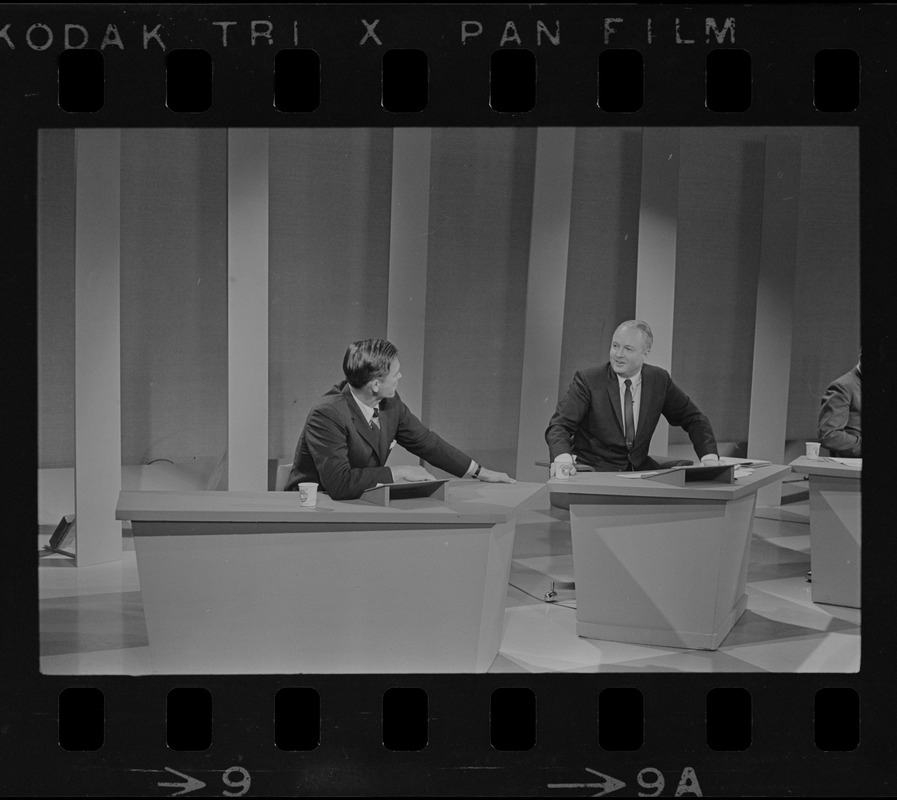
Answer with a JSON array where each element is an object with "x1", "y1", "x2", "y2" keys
[
  {"x1": 570, "y1": 494, "x2": 756, "y2": 650},
  {"x1": 118, "y1": 482, "x2": 545, "y2": 673},
  {"x1": 790, "y1": 458, "x2": 861, "y2": 609},
  {"x1": 551, "y1": 466, "x2": 789, "y2": 650}
]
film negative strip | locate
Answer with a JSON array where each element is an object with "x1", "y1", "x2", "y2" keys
[{"x1": 3, "y1": 2, "x2": 894, "y2": 796}]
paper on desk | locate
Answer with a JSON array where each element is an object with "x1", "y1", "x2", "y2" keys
[
  {"x1": 825, "y1": 457, "x2": 862, "y2": 468},
  {"x1": 616, "y1": 468, "x2": 754, "y2": 479},
  {"x1": 719, "y1": 456, "x2": 772, "y2": 467}
]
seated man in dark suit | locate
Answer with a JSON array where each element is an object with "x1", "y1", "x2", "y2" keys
[
  {"x1": 286, "y1": 338, "x2": 514, "y2": 499},
  {"x1": 817, "y1": 354, "x2": 861, "y2": 457},
  {"x1": 545, "y1": 320, "x2": 720, "y2": 475}
]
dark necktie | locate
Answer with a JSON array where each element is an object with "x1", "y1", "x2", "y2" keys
[
  {"x1": 624, "y1": 379, "x2": 634, "y2": 450},
  {"x1": 370, "y1": 406, "x2": 380, "y2": 433}
]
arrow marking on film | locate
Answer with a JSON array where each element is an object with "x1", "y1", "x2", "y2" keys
[
  {"x1": 548, "y1": 768, "x2": 627, "y2": 797},
  {"x1": 158, "y1": 767, "x2": 207, "y2": 796}
]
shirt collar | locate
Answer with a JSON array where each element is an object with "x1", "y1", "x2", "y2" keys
[
  {"x1": 349, "y1": 388, "x2": 380, "y2": 423},
  {"x1": 617, "y1": 369, "x2": 642, "y2": 389}
]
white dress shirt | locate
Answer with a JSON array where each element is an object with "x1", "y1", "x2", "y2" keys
[{"x1": 349, "y1": 389, "x2": 380, "y2": 426}]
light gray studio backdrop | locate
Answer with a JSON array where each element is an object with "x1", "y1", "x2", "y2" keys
[{"x1": 37, "y1": 126, "x2": 858, "y2": 563}]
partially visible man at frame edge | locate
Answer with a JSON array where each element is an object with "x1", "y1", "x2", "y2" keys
[
  {"x1": 286, "y1": 338, "x2": 515, "y2": 500},
  {"x1": 817, "y1": 352, "x2": 861, "y2": 458},
  {"x1": 545, "y1": 319, "x2": 720, "y2": 475}
]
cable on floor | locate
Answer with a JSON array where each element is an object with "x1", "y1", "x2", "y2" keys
[{"x1": 508, "y1": 580, "x2": 577, "y2": 609}]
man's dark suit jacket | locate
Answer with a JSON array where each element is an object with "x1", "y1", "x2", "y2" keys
[
  {"x1": 286, "y1": 382, "x2": 472, "y2": 500},
  {"x1": 545, "y1": 363, "x2": 718, "y2": 471},
  {"x1": 818, "y1": 365, "x2": 861, "y2": 457}
]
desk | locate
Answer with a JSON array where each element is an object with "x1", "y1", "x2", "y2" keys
[
  {"x1": 548, "y1": 465, "x2": 791, "y2": 650},
  {"x1": 115, "y1": 482, "x2": 545, "y2": 674},
  {"x1": 789, "y1": 456, "x2": 861, "y2": 608}
]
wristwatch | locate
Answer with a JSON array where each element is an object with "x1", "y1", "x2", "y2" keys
[{"x1": 472, "y1": 463, "x2": 482, "y2": 479}]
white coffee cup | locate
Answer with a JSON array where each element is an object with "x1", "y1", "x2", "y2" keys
[
  {"x1": 298, "y1": 482, "x2": 318, "y2": 507},
  {"x1": 556, "y1": 462, "x2": 575, "y2": 480},
  {"x1": 805, "y1": 442, "x2": 821, "y2": 459}
]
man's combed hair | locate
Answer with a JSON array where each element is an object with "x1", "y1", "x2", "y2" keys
[
  {"x1": 617, "y1": 319, "x2": 653, "y2": 350},
  {"x1": 343, "y1": 339, "x2": 398, "y2": 389}
]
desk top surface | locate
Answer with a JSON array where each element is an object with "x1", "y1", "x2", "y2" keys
[
  {"x1": 547, "y1": 464, "x2": 791, "y2": 501},
  {"x1": 789, "y1": 456, "x2": 862, "y2": 480},
  {"x1": 116, "y1": 481, "x2": 547, "y2": 525}
]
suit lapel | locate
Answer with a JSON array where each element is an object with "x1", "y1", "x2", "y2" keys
[
  {"x1": 636, "y1": 367, "x2": 653, "y2": 445},
  {"x1": 605, "y1": 366, "x2": 625, "y2": 438},
  {"x1": 377, "y1": 399, "x2": 398, "y2": 462}
]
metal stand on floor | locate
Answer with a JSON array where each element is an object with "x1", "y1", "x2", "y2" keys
[
  {"x1": 39, "y1": 515, "x2": 76, "y2": 559},
  {"x1": 544, "y1": 579, "x2": 576, "y2": 602}
]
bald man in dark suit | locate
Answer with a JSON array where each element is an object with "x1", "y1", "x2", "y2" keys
[{"x1": 546, "y1": 320, "x2": 719, "y2": 474}]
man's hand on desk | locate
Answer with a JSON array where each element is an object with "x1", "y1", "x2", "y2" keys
[
  {"x1": 700, "y1": 454, "x2": 721, "y2": 466},
  {"x1": 391, "y1": 465, "x2": 437, "y2": 482},
  {"x1": 477, "y1": 468, "x2": 516, "y2": 484},
  {"x1": 549, "y1": 454, "x2": 575, "y2": 478}
]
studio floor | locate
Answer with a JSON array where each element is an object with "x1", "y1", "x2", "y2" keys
[{"x1": 38, "y1": 479, "x2": 860, "y2": 675}]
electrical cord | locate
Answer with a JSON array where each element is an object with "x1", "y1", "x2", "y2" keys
[{"x1": 508, "y1": 579, "x2": 577, "y2": 609}]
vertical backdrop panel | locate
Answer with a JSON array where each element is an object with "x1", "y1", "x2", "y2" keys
[
  {"x1": 748, "y1": 134, "x2": 801, "y2": 504},
  {"x1": 558, "y1": 128, "x2": 642, "y2": 391},
  {"x1": 268, "y1": 129, "x2": 393, "y2": 461},
  {"x1": 228, "y1": 129, "x2": 269, "y2": 491},
  {"x1": 386, "y1": 128, "x2": 432, "y2": 467},
  {"x1": 38, "y1": 130, "x2": 76, "y2": 468},
  {"x1": 672, "y1": 128, "x2": 766, "y2": 447},
  {"x1": 74, "y1": 129, "x2": 121, "y2": 567},
  {"x1": 787, "y1": 127, "x2": 860, "y2": 440},
  {"x1": 120, "y1": 129, "x2": 228, "y2": 467},
  {"x1": 423, "y1": 128, "x2": 536, "y2": 476},
  {"x1": 515, "y1": 127, "x2": 576, "y2": 482},
  {"x1": 635, "y1": 128, "x2": 681, "y2": 456}
]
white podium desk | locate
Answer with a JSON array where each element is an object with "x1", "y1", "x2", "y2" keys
[
  {"x1": 115, "y1": 482, "x2": 546, "y2": 674},
  {"x1": 789, "y1": 456, "x2": 861, "y2": 608},
  {"x1": 548, "y1": 465, "x2": 791, "y2": 650}
]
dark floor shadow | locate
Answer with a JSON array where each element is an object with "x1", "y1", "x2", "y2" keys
[
  {"x1": 39, "y1": 590, "x2": 148, "y2": 656},
  {"x1": 747, "y1": 561, "x2": 813, "y2": 582},
  {"x1": 723, "y1": 608, "x2": 858, "y2": 648},
  {"x1": 38, "y1": 557, "x2": 77, "y2": 569}
]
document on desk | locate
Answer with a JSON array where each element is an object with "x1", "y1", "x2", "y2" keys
[
  {"x1": 719, "y1": 456, "x2": 772, "y2": 467},
  {"x1": 824, "y1": 457, "x2": 862, "y2": 468}
]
